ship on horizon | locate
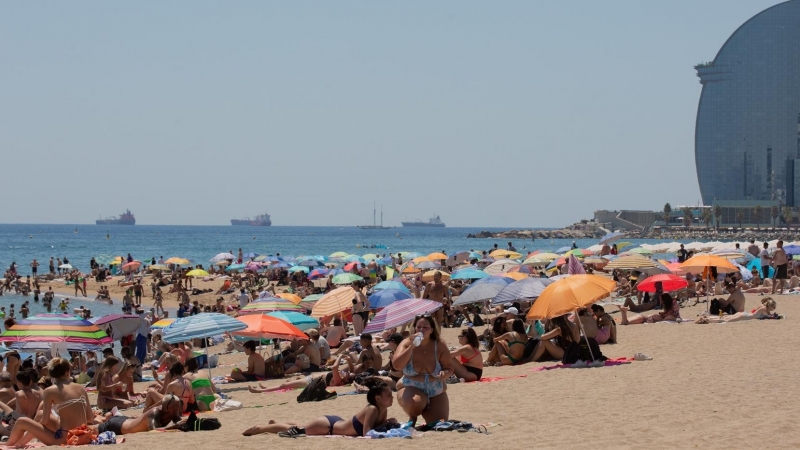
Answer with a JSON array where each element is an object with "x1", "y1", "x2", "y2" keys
[
  {"x1": 96, "y1": 209, "x2": 136, "y2": 225},
  {"x1": 357, "y1": 203, "x2": 390, "y2": 229},
  {"x1": 401, "y1": 215, "x2": 445, "y2": 228},
  {"x1": 231, "y1": 213, "x2": 272, "y2": 226}
]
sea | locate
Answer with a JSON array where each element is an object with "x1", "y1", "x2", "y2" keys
[{"x1": 0, "y1": 223, "x2": 706, "y2": 317}]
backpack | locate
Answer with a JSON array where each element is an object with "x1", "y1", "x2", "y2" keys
[
  {"x1": 180, "y1": 411, "x2": 221, "y2": 432},
  {"x1": 296, "y1": 376, "x2": 336, "y2": 403},
  {"x1": 562, "y1": 337, "x2": 605, "y2": 364}
]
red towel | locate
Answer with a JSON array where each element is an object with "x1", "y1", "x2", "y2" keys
[{"x1": 469, "y1": 374, "x2": 528, "y2": 383}]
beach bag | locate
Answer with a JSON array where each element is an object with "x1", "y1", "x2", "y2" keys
[
  {"x1": 66, "y1": 424, "x2": 97, "y2": 445},
  {"x1": 562, "y1": 337, "x2": 605, "y2": 364},
  {"x1": 264, "y1": 357, "x2": 284, "y2": 379},
  {"x1": 213, "y1": 399, "x2": 242, "y2": 412},
  {"x1": 180, "y1": 411, "x2": 222, "y2": 432},
  {"x1": 296, "y1": 376, "x2": 336, "y2": 403}
]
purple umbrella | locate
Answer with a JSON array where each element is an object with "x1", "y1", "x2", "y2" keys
[{"x1": 363, "y1": 298, "x2": 443, "y2": 334}]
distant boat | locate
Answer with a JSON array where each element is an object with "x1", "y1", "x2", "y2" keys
[
  {"x1": 231, "y1": 213, "x2": 272, "y2": 226},
  {"x1": 357, "y1": 204, "x2": 390, "y2": 229},
  {"x1": 401, "y1": 215, "x2": 445, "y2": 228},
  {"x1": 96, "y1": 209, "x2": 135, "y2": 225}
]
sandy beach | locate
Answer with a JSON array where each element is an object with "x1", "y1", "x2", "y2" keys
[{"x1": 35, "y1": 274, "x2": 799, "y2": 449}]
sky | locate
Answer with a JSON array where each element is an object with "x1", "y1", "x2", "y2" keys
[{"x1": 0, "y1": 1, "x2": 785, "y2": 227}]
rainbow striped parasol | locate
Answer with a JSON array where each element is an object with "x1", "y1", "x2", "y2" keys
[
  {"x1": 239, "y1": 297, "x2": 306, "y2": 314},
  {"x1": 151, "y1": 318, "x2": 176, "y2": 329},
  {"x1": 0, "y1": 314, "x2": 112, "y2": 347}
]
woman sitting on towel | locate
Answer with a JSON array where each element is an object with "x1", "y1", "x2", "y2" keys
[
  {"x1": 617, "y1": 293, "x2": 680, "y2": 325},
  {"x1": 451, "y1": 327, "x2": 483, "y2": 381},
  {"x1": 697, "y1": 297, "x2": 778, "y2": 323},
  {"x1": 529, "y1": 314, "x2": 580, "y2": 362},
  {"x1": 242, "y1": 377, "x2": 395, "y2": 438},
  {"x1": 487, "y1": 319, "x2": 528, "y2": 366}
]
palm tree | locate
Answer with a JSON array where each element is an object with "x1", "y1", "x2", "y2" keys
[
  {"x1": 713, "y1": 204, "x2": 722, "y2": 231},
  {"x1": 753, "y1": 205, "x2": 763, "y2": 230},
  {"x1": 681, "y1": 207, "x2": 693, "y2": 228},
  {"x1": 771, "y1": 205, "x2": 780, "y2": 228},
  {"x1": 702, "y1": 208, "x2": 712, "y2": 231},
  {"x1": 663, "y1": 203, "x2": 672, "y2": 228},
  {"x1": 783, "y1": 206, "x2": 793, "y2": 230},
  {"x1": 735, "y1": 208, "x2": 744, "y2": 230}
]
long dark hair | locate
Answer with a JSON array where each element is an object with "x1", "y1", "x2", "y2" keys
[
  {"x1": 413, "y1": 315, "x2": 439, "y2": 341},
  {"x1": 492, "y1": 316, "x2": 507, "y2": 334},
  {"x1": 661, "y1": 293, "x2": 674, "y2": 313},
  {"x1": 550, "y1": 315, "x2": 575, "y2": 345},
  {"x1": 460, "y1": 327, "x2": 480, "y2": 349},
  {"x1": 511, "y1": 318, "x2": 526, "y2": 335}
]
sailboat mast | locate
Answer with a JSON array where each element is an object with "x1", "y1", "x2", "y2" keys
[
  {"x1": 373, "y1": 202, "x2": 376, "y2": 227},
  {"x1": 381, "y1": 205, "x2": 383, "y2": 227}
]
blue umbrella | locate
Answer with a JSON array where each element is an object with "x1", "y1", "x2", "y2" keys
[
  {"x1": 465, "y1": 276, "x2": 514, "y2": 290},
  {"x1": 345, "y1": 256, "x2": 365, "y2": 263},
  {"x1": 782, "y1": 244, "x2": 800, "y2": 254},
  {"x1": 266, "y1": 311, "x2": 319, "y2": 331},
  {"x1": 453, "y1": 283, "x2": 505, "y2": 306},
  {"x1": 451, "y1": 268, "x2": 490, "y2": 280},
  {"x1": 243, "y1": 252, "x2": 259, "y2": 259},
  {"x1": 163, "y1": 313, "x2": 247, "y2": 343},
  {"x1": 226, "y1": 263, "x2": 247, "y2": 272},
  {"x1": 299, "y1": 260, "x2": 324, "y2": 268},
  {"x1": 492, "y1": 277, "x2": 554, "y2": 305},
  {"x1": 373, "y1": 281, "x2": 410, "y2": 292},
  {"x1": 747, "y1": 259, "x2": 774, "y2": 278},
  {"x1": 599, "y1": 232, "x2": 624, "y2": 245},
  {"x1": 555, "y1": 246, "x2": 572, "y2": 254},
  {"x1": 288, "y1": 266, "x2": 310, "y2": 273},
  {"x1": 271, "y1": 262, "x2": 292, "y2": 268},
  {"x1": 368, "y1": 289, "x2": 414, "y2": 309}
]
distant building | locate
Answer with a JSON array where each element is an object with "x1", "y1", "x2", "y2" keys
[{"x1": 695, "y1": 0, "x2": 800, "y2": 206}]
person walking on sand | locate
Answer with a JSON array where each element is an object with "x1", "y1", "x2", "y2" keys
[
  {"x1": 772, "y1": 240, "x2": 789, "y2": 295},
  {"x1": 424, "y1": 271, "x2": 450, "y2": 327},
  {"x1": 29, "y1": 260, "x2": 38, "y2": 279}
]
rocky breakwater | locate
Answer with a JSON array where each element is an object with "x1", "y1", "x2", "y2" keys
[{"x1": 466, "y1": 229, "x2": 603, "y2": 239}]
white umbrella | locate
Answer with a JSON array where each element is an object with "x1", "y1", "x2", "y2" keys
[{"x1": 58, "y1": 264, "x2": 73, "y2": 270}]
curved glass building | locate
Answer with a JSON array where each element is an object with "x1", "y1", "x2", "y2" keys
[{"x1": 695, "y1": 0, "x2": 800, "y2": 206}]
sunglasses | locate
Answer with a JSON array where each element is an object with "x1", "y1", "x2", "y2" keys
[{"x1": 415, "y1": 314, "x2": 432, "y2": 319}]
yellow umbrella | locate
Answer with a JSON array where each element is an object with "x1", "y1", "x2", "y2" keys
[
  {"x1": 186, "y1": 269, "x2": 209, "y2": 277},
  {"x1": 524, "y1": 253, "x2": 559, "y2": 262},
  {"x1": 362, "y1": 253, "x2": 379, "y2": 261},
  {"x1": 490, "y1": 250, "x2": 522, "y2": 259},
  {"x1": 427, "y1": 252, "x2": 448, "y2": 261},
  {"x1": 165, "y1": 257, "x2": 190, "y2": 265},
  {"x1": 329, "y1": 251, "x2": 349, "y2": 258},
  {"x1": 603, "y1": 255, "x2": 657, "y2": 270},
  {"x1": 527, "y1": 275, "x2": 617, "y2": 320},
  {"x1": 412, "y1": 256, "x2": 431, "y2": 264},
  {"x1": 214, "y1": 260, "x2": 231, "y2": 267},
  {"x1": 499, "y1": 272, "x2": 528, "y2": 281},
  {"x1": 311, "y1": 287, "x2": 356, "y2": 318},
  {"x1": 523, "y1": 258, "x2": 552, "y2": 266},
  {"x1": 421, "y1": 270, "x2": 450, "y2": 282},
  {"x1": 150, "y1": 264, "x2": 169, "y2": 271},
  {"x1": 276, "y1": 293, "x2": 303, "y2": 305}
]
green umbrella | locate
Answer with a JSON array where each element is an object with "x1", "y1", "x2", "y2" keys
[
  {"x1": 628, "y1": 247, "x2": 653, "y2": 255},
  {"x1": 333, "y1": 273, "x2": 363, "y2": 284}
]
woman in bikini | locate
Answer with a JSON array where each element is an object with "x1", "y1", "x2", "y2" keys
[
  {"x1": 488, "y1": 319, "x2": 528, "y2": 366},
  {"x1": 242, "y1": 377, "x2": 395, "y2": 437},
  {"x1": 96, "y1": 357, "x2": 135, "y2": 410},
  {"x1": 5, "y1": 358, "x2": 94, "y2": 447},
  {"x1": 144, "y1": 361, "x2": 194, "y2": 414},
  {"x1": 392, "y1": 314, "x2": 453, "y2": 425},
  {"x1": 451, "y1": 328, "x2": 484, "y2": 381},
  {"x1": 184, "y1": 358, "x2": 217, "y2": 411},
  {"x1": 698, "y1": 297, "x2": 778, "y2": 323},
  {"x1": 529, "y1": 314, "x2": 580, "y2": 362},
  {"x1": 617, "y1": 293, "x2": 680, "y2": 325},
  {"x1": 113, "y1": 362, "x2": 145, "y2": 404}
]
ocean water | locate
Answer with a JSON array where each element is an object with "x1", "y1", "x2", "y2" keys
[
  {"x1": 0, "y1": 292, "x2": 126, "y2": 318},
  {"x1": 0, "y1": 224, "x2": 696, "y2": 275}
]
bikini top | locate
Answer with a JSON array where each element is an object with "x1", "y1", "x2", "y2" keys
[
  {"x1": 403, "y1": 340, "x2": 441, "y2": 377},
  {"x1": 459, "y1": 348, "x2": 480, "y2": 365}
]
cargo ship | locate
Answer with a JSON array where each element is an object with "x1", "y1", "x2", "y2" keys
[
  {"x1": 96, "y1": 209, "x2": 136, "y2": 225},
  {"x1": 231, "y1": 213, "x2": 272, "y2": 226},
  {"x1": 401, "y1": 215, "x2": 445, "y2": 228}
]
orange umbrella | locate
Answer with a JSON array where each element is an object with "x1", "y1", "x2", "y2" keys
[
  {"x1": 427, "y1": 252, "x2": 448, "y2": 261},
  {"x1": 311, "y1": 287, "x2": 356, "y2": 318},
  {"x1": 412, "y1": 256, "x2": 431, "y2": 264},
  {"x1": 276, "y1": 293, "x2": 303, "y2": 305},
  {"x1": 402, "y1": 266, "x2": 421, "y2": 274},
  {"x1": 679, "y1": 253, "x2": 738, "y2": 274},
  {"x1": 527, "y1": 275, "x2": 616, "y2": 320},
  {"x1": 500, "y1": 272, "x2": 528, "y2": 281},
  {"x1": 421, "y1": 270, "x2": 450, "y2": 282},
  {"x1": 490, "y1": 249, "x2": 522, "y2": 259},
  {"x1": 233, "y1": 314, "x2": 308, "y2": 340}
]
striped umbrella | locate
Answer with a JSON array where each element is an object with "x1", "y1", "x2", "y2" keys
[
  {"x1": 151, "y1": 318, "x2": 176, "y2": 329},
  {"x1": 603, "y1": 255, "x2": 658, "y2": 270},
  {"x1": 233, "y1": 314, "x2": 308, "y2": 340},
  {"x1": 239, "y1": 297, "x2": 305, "y2": 314},
  {"x1": 363, "y1": 298, "x2": 443, "y2": 334},
  {"x1": 333, "y1": 273, "x2": 363, "y2": 285},
  {"x1": 492, "y1": 277, "x2": 554, "y2": 306},
  {"x1": 312, "y1": 287, "x2": 356, "y2": 318},
  {"x1": 299, "y1": 294, "x2": 323, "y2": 310},
  {"x1": 0, "y1": 314, "x2": 112, "y2": 348},
  {"x1": 162, "y1": 313, "x2": 247, "y2": 344},
  {"x1": 265, "y1": 311, "x2": 319, "y2": 331},
  {"x1": 276, "y1": 293, "x2": 303, "y2": 305},
  {"x1": 308, "y1": 268, "x2": 330, "y2": 280}
]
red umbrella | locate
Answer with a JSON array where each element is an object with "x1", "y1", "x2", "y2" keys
[
  {"x1": 343, "y1": 262, "x2": 358, "y2": 271},
  {"x1": 636, "y1": 274, "x2": 688, "y2": 293},
  {"x1": 122, "y1": 261, "x2": 141, "y2": 272}
]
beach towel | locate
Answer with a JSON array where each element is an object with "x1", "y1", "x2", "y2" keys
[
  {"x1": 529, "y1": 357, "x2": 634, "y2": 372},
  {"x1": 467, "y1": 374, "x2": 528, "y2": 383}
]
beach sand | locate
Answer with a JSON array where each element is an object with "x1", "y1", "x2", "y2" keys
[{"x1": 40, "y1": 276, "x2": 800, "y2": 448}]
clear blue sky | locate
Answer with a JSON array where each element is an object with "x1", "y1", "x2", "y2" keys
[{"x1": 0, "y1": 1, "x2": 783, "y2": 226}]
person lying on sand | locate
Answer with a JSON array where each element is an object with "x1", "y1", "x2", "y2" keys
[
  {"x1": 90, "y1": 393, "x2": 184, "y2": 435},
  {"x1": 617, "y1": 293, "x2": 680, "y2": 325},
  {"x1": 249, "y1": 355, "x2": 356, "y2": 393},
  {"x1": 242, "y1": 377, "x2": 395, "y2": 438},
  {"x1": 697, "y1": 297, "x2": 779, "y2": 324}
]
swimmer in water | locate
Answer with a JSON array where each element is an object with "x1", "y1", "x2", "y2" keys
[{"x1": 58, "y1": 299, "x2": 69, "y2": 310}]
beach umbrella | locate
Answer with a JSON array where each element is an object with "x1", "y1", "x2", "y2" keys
[
  {"x1": 627, "y1": 247, "x2": 653, "y2": 256},
  {"x1": 300, "y1": 294, "x2": 323, "y2": 310},
  {"x1": 679, "y1": 253, "x2": 739, "y2": 274},
  {"x1": 91, "y1": 314, "x2": 140, "y2": 340},
  {"x1": 122, "y1": 261, "x2": 141, "y2": 272},
  {"x1": 226, "y1": 263, "x2": 247, "y2": 272},
  {"x1": 276, "y1": 293, "x2": 303, "y2": 305},
  {"x1": 244, "y1": 262, "x2": 263, "y2": 272},
  {"x1": 299, "y1": 260, "x2": 324, "y2": 268},
  {"x1": 466, "y1": 276, "x2": 515, "y2": 290},
  {"x1": 636, "y1": 274, "x2": 688, "y2": 293},
  {"x1": 312, "y1": 287, "x2": 357, "y2": 318},
  {"x1": 211, "y1": 253, "x2": 236, "y2": 262},
  {"x1": 492, "y1": 277, "x2": 553, "y2": 305},
  {"x1": 151, "y1": 318, "x2": 176, "y2": 329},
  {"x1": 484, "y1": 259, "x2": 521, "y2": 275},
  {"x1": 362, "y1": 253, "x2": 379, "y2": 261},
  {"x1": 445, "y1": 252, "x2": 471, "y2": 266},
  {"x1": 163, "y1": 313, "x2": 247, "y2": 344},
  {"x1": 421, "y1": 270, "x2": 450, "y2": 282},
  {"x1": 666, "y1": 262, "x2": 686, "y2": 275},
  {"x1": 453, "y1": 283, "x2": 506, "y2": 306},
  {"x1": 526, "y1": 253, "x2": 559, "y2": 263},
  {"x1": 345, "y1": 255, "x2": 365, "y2": 264},
  {"x1": 499, "y1": 272, "x2": 528, "y2": 281},
  {"x1": 427, "y1": 252, "x2": 448, "y2": 261},
  {"x1": 288, "y1": 265, "x2": 310, "y2": 273},
  {"x1": 329, "y1": 251, "x2": 350, "y2": 259},
  {"x1": 58, "y1": 263, "x2": 73, "y2": 270},
  {"x1": 746, "y1": 259, "x2": 773, "y2": 278},
  {"x1": 564, "y1": 249, "x2": 586, "y2": 258},
  {"x1": 401, "y1": 266, "x2": 421, "y2": 274},
  {"x1": 412, "y1": 256, "x2": 431, "y2": 264},
  {"x1": 490, "y1": 250, "x2": 522, "y2": 259},
  {"x1": 264, "y1": 311, "x2": 319, "y2": 332},
  {"x1": 240, "y1": 298, "x2": 305, "y2": 314},
  {"x1": 599, "y1": 231, "x2": 624, "y2": 245},
  {"x1": 243, "y1": 252, "x2": 259, "y2": 259},
  {"x1": 506, "y1": 265, "x2": 533, "y2": 274},
  {"x1": 186, "y1": 269, "x2": 209, "y2": 277},
  {"x1": 368, "y1": 289, "x2": 413, "y2": 309},
  {"x1": 233, "y1": 314, "x2": 308, "y2": 341},
  {"x1": 603, "y1": 255, "x2": 657, "y2": 270},
  {"x1": 373, "y1": 280, "x2": 410, "y2": 292},
  {"x1": 363, "y1": 298, "x2": 443, "y2": 334},
  {"x1": 308, "y1": 268, "x2": 330, "y2": 280},
  {"x1": 554, "y1": 246, "x2": 572, "y2": 254},
  {"x1": 213, "y1": 260, "x2": 231, "y2": 267},
  {"x1": 165, "y1": 257, "x2": 190, "y2": 265},
  {"x1": 0, "y1": 314, "x2": 112, "y2": 348},
  {"x1": 150, "y1": 264, "x2": 169, "y2": 271},
  {"x1": 415, "y1": 261, "x2": 441, "y2": 270},
  {"x1": 333, "y1": 273, "x2": 363, "y2": 285},
  {"x1": 526, "y1": 275, "x2": 616, "y2": 320},
  {"x1": 451, "y1": 268, "x2": 490, "y2": 280},
  {"x1": 583, "y1": 257, "x2": 608, "y2": 265}
]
